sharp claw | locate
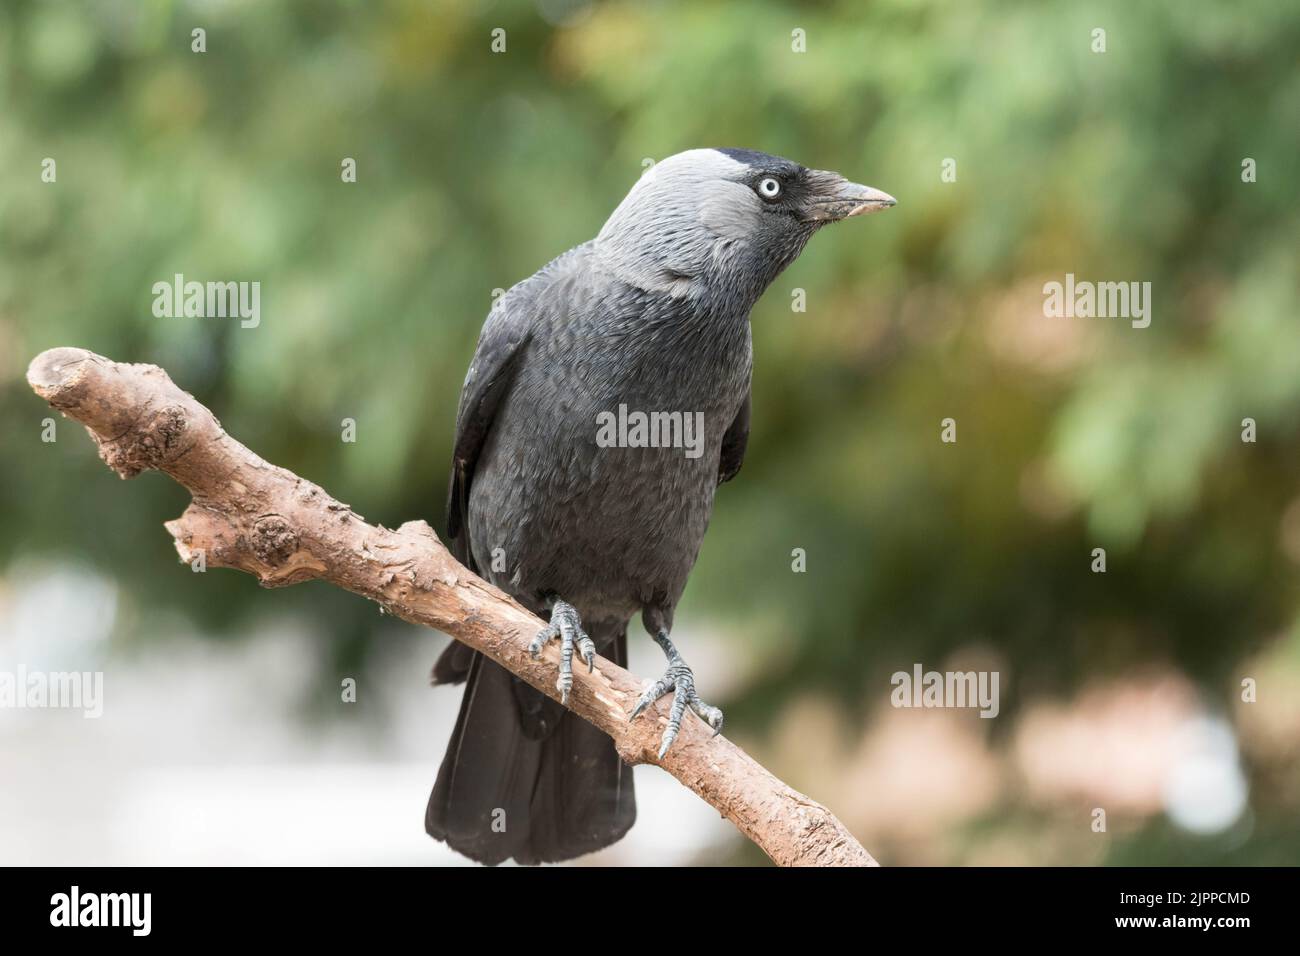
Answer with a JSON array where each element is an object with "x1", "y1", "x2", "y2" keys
[
  {"x1": 629, "y1": 693, "x2": 654, "y2": 721},
  {"x1": 530, "y1": 622, "x2": 558, "y2": 659},
  {"x1": 663, "y1": 691, "x2": 688, "y2": 748},
  {"x1": 658, "y1": 724, "x2": 678, "y2": 758},
  {"x1": 576, "y1": 632, "x2": 596, "y2": 674},
  {"x1": 657, "y1": 723, "x2": 680, "y2": 759}
]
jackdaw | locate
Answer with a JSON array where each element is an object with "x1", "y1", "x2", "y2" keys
[{"x1": 426, "y1": 148, "x2": 894, "y2": 864}]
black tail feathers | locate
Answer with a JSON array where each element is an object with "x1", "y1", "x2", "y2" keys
[{"x1": 425, "y1": 630, "x2": 635, "y2": 865}]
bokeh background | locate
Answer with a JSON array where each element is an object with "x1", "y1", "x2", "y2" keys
[{"x1": 2, "y1": 0, "x2": 1299, "y2": 865}]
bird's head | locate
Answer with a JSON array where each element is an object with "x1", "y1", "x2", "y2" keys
[{"x1": 595, "y1": 147, "x2": 895, "y2": 305}]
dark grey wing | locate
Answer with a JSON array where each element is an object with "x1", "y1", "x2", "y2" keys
[
  {"x1": 434, "y1": 307, "x2": 531, "y2": 688},
  {"x1": 718, "y1": 389, "x2": 751, "y2": 485},
  {"x1": 446, "y1": 243, "x2": 597, "y2": 560},
  {"x1": 435, "y1": 245, "x2": 592, "y2": 687},
  {"x1": 445, "y1": 305, "x2": 532, "y2": 571},
  {"x1": 434, "y1": 314, "x2": 530, "y2": 686}
]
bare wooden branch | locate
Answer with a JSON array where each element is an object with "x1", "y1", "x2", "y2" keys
[{"x1": 26, "y1": 346, "x2": 876, "y2": 867}]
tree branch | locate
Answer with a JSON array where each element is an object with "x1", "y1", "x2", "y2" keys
[{"x1": 26, "y1": 346, "x2": 876, "y2": 867}]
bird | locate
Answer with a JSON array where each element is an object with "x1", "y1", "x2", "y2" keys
[{"x1": 425, "y1": 148, "x2": 895, "y2": 864}]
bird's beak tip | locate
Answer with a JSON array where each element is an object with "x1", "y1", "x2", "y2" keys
[
  {"x1": 845, "y1": 185, "x2": 897, "y2": 217},
  {"x1": 807, "y1": 171, "x2": 897, "y2": 221}
]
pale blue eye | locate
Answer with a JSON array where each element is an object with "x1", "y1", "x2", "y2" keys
[{"x1": 757, "y1": 177, "x2": 782, "y2": 199}]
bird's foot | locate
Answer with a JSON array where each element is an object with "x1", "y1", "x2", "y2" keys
[
  {"x1": 629, "y1": 632, "x2": 723, "y2": 759},
  {"x1": 528, "y1": 599, "x2": 594, "y2": 706}
]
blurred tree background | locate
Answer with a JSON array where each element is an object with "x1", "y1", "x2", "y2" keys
[{"x1": 2, "y1": 0, "x2": 1298, "y2": 865}]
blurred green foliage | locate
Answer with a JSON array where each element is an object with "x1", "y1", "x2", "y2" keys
[{"x1": 2, "y1": 0, "x2": 1299, "y2": 863}]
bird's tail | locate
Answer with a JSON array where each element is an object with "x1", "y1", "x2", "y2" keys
[{"x1": 425, "y1": 624, "x2": 636, "y2": 865}]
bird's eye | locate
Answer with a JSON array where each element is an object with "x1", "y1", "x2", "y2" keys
[{"x1": 756, "y1": 177, "x2": 782, "y2": 200}]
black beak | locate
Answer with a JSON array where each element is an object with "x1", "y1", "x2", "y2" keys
[{"x1": 803, "y1": 170, "x2": 897, "y2": 222}]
